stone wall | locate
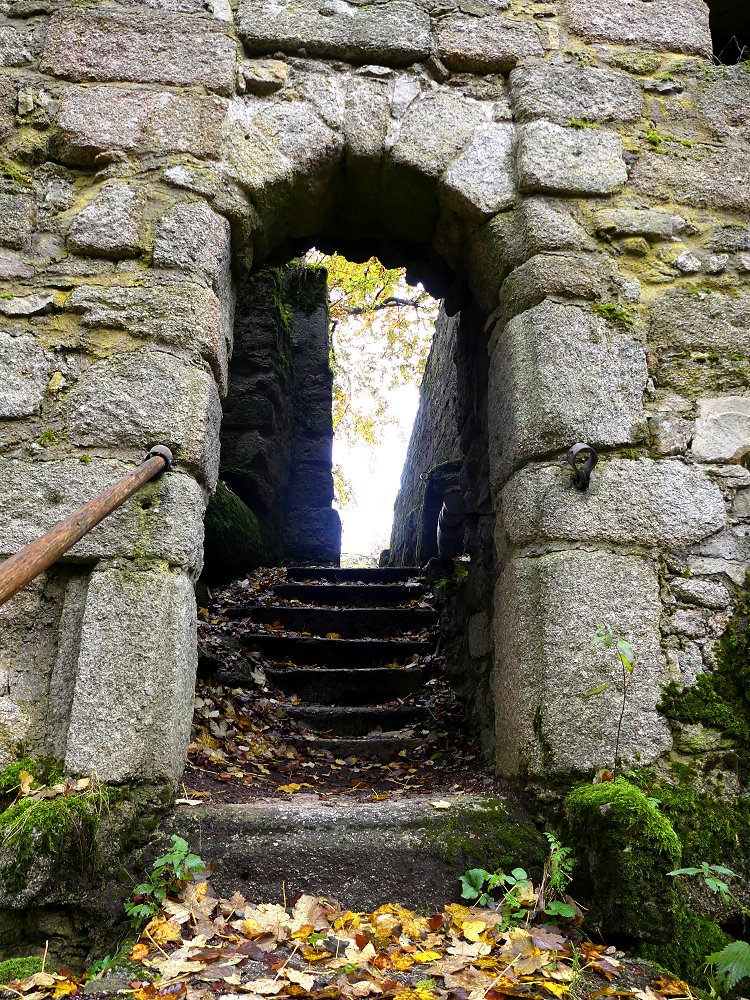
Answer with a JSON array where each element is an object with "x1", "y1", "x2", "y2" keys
[
  {"x1": 217, "y1": 264, "x2": 340, "y2": 568},
  {"x1": 0, "y1": 0, "x2": 747, "y2": 798},
  {"x1": 390, "y1": 305, "x2": 461, "y2": 565}
]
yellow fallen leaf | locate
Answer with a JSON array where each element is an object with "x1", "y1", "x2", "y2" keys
[
  {"x1": 145, "y1": 916, "x2": 182, "y2": 945},
  {"x1": 22, "y1": 974, "x2": 57, "y2": 990},
  {"x1": 52, "y1": 981, "x2": 79, "y2": 998},
  {"x1": 463, "y1": 920, "x2": 489, "y2": 943},
  {"x1": 391, "y1": 954, "x2": 415, "y2": 971},
  {"x1": 241, "y1": 916, "x2": 264, "y2": 938},
  {"x1": 412, "y1": 950, "x2": 442, "y2": 963},
  {"x1": 131, "y1": 942, "x2": 149, "y2": 962},
  {"x1": 301, "y1": 948, "x2": 330, "y2": 962},
  {"x1": 277, "y1": 783, "x2": 302, "y2": 794},
  {"x1": 543, "y1": 983, "x2": 570, "y2": 997},
  {"x1": 19, "y1": 770, "x2": 35, "y2": 796},
  {"x1": 326, "y1": 632, "x2": 341, "y2": 639}
]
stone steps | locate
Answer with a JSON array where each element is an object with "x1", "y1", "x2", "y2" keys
[
  {"x1": 270, "y1": 582, "x2": 426, "y2": 605},
  {"x1": 265, "y1": 665, "x2": 425, "y2": 705},
  {"x1": 285, "y1": 704, "x2": 430, "y2": 737},
  {"x1": 166, "y1": 796, "x2": 547, "y2": 911},
  {"x1": 233, "y1": 604, "x2": 436, "y2": 638},
  {"x1": 286, "y1": 566, "x2": 421, "y2": 583},
  {"x1": 239, "y1": 634, "x2": 433, "y2": 666}
]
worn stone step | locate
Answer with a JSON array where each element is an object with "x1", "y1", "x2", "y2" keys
[
  {"x1": 165, "y1": 796, "x2": 547, "y2": 911},
  {"x1": 285, "y1": 704, "x2": 430, "y2": 736},
  {"x1": 286, "y1": 566, "x2": 421, "y2": 583},
  {"x1": 265, "y1": 666, "x2": 425, "y2": 705},
  {"x1": 287, "y1": 733, "x2": 423, "y2": 759},
  {"x1": 234, "y1": 605, "x2": 436, "y2": 637},
  {"x1": 240, "y1": 635, "x2": 433, "y2": 665},
  {"x1": 271, "y1": 582, "x2": 427, "y2": 605}
]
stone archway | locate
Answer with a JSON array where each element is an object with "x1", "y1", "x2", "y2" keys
[{"x1": 0, "y1": 0, "x2": 744, "y2": 796}]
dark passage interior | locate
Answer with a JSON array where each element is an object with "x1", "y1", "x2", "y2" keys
[{"x1": 706, "y1": 0, "x2": 750, "y2": 62}]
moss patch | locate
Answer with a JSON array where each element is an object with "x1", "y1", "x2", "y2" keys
[
  {"x1": 639, "y1": 906, "x2": 730, "y2": 988},
  {"x1": 421, "y1": 798, "x2": 547, "y2": 881},
  {"x1": 658, "y1": 576, "x2": 750, "y2": 776},
  {"x1": 202, "y1": 482, "x2": 274, "y2": 585},
  {"x1": 0, "y1": 956, "x2": 44, "y2": 984},
  {"x1": 565, "y1": 778, "x2": 682, "y2": 940}
]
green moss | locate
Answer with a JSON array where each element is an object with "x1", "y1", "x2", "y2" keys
[
  {"x1": 567, "y1": 118, "x2": 600, "y2": 130},
  {"x1": 38, "y1": 430, "x2": 57, "y2": 447},
  {"x1": 591, "y1": 301, "x2": 638, "y2": 330},
  {"x1": 0, "y1": 786, "x2": 119, "y2": 892},
  {"x1": 658, "y1": 575, "x2": 750, "y2": 775},
  {"x1": 0, "y1": 158, "x2": 32, "y2": 188},
  {"x1": 565, "y1": 778, "x2": 682, "y2": 939},
  {"x1": 420, "y1": 798, "x2": 547, "y2": 879},
  {"x1": 202, "y1": 481, "x2": 274, "y2": 585},
  {"x1": 0, "y1": 956, "x2": 44, "y2": 984},
  {"x1": 639, "y1": 907, "x2": 730, "y2": 988},
  {"x1": 0, "y1": 758, "x2": 38, "y2": 796}
]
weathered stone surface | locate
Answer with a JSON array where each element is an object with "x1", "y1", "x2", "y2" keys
[
  {"x1": 65, "y1": 349, "x2": 222, "y2": 487},
  {"x1": 501, "y1": 459, "x2": 726, "y2": 548},
  {"x1": 649, "y1": 413, "x2": 693, "y2": 456},
  {"x1": 153, "y1": 200, "x2": 231, "y2": 289},
  {"x1": 41, "y1": 11, "x2": 236, "y2": 95},
  {"x1": 442, "y1": 122, "x2": 516, "y2": 218},
  {"x1": 68, "y1": 281, "x2": 229, "y2": 391},
  {"x1": 697, "y1": 69, "x2": 750, "y2": 143},
  {"x1": 671, "y1": 577, "x2": 731, "y2": 609},
  {"x1": 496, "y1": 253, "x2": 604, "y2": 325},
  {"x1": 67, "y1": 183, "x2": 146, "y2": 259},
  {"x1": 0, "y1": 333, "x2": 53, "y2": 418},
  {"x1": 241, "y1": 58, "x2": 288, "y2": 95},
  {"x1": 510, "y1": 63, "x2": 643, "y2": 123},
  {"x1": 0, "y1": 25, "x2": 33, "y2": 67},
  {"x1": 0, "y1": 572, "x2": 70, "y2": 768},
  {"x1": 0, "y1": 459, "x2": 206, "y2": 573},
  {"x1": 563, "y1": 0, "x2": 712, "y2": 57},
  {"x1": 648, "y1": 289, "x2": 750, "y2": 354},
  {"x1": 632, "y1": 145, "x2": 750, "y2": 216},
  {"x1": 391, "y1": 92, "x2": 491, "y2": 178},
  {"x1": 692, "y1": 396, "x2": 750, "y2": 463},
  {"x1": 0, "y1": 291, "x2": 55, "y2": 317},
  {"x1": 493, "y1": 550, "x2": 672, "y2": 776},
  {"x1": 0, "y1": 191, "x2": 35, "y2": 250},
  {"x1": 344, "y1": 74, "x2": 391, "y2": 161},
  {"x1": 517, "y1": 122, "x2": 627, "y2": 196},
  {"x1": 488, "y1": 301, "x2": 647, "y2": 489},
  {"x1": 594, "y1": 208, "x2": 688, "y2": 241},
  {"x1": 237, "y1": 0, "x2": 431, "y2": 66},
  {"x1": 54, "y1": 86, "x2": 226, "y2": 165},
  {"x1": 435, "y1": 14, "x2": 543, "y2": 72},
  {"x1": 64, "y1": 564, "x2": 197, "y2": 785}
]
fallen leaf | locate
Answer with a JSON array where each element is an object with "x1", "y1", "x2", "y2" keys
[{"x1": 429, "y1": 800, "x2": 452, "y2": 810}]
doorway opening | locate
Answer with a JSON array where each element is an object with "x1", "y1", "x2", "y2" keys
[{"x1": 705, "y1": 0, "x2": 750, "y2": 63}]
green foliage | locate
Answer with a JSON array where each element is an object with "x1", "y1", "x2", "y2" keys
[
  {"x1": 543, "y1": 832, "x2": 576, "y2": 897},
  {"x1": 304, "y1": 251, "x2": 437, "y2": 507},
  {"x1": 639, "y1": 906, "x2": 730, "y2": 988},
  {"x1": 0, "y1": 757, "x2": 39, "y2": 796},
  {"x1": 38, "y1": 429, "x2": 57, "y2": 447},
  {"x1": 0, "y1": 957, "x2": 44, "y2": 984},
  {"x1": 668, "y1": 861, "x2": 738, "y2": 904},
  {"x1": 459, "y1": 865, "x2": 531, "y2": 925},
  {"x1": 706, "y1": 940, "x2": 750, "y2": 991},
  {"x1": 645, "y1": 127, "x2": 665, "y2": 148},
  {"x1": 0, "y1": 158, "x2": 32, "y2": 188},
  {"x1": 85, "y1": 955, "x2": 115, "y2": 981},
  {"x1": 124, "y1": 835, "x2": 205, "y2": 928}
]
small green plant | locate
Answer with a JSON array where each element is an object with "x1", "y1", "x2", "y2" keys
[
  {"x1": 668, "y1": 861, "x2": 739, "y2": 904},
  {"x1": 646, "y1": 127, "x2": 665, "y2": 148},
  {"x1": 39, "y1": 429, "x2": 57, "y2": 447},
  {"x1": 124, "y1": 834, "x2": 205, "y2": 928},
  {"x1": 85, "y1": 955, "x2": 115, "y2": 982},
  {"x1": 589, "y1": 624, "x2": 636, "y2": 771},
  {"x1": 537, "y1": 833, "x2": 577, "y2": 920},
  {"x1": 459, "y1": 866, "x2": 531, "y2": 926}
]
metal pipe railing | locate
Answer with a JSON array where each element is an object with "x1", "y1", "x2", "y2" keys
[{"x1": 0, "y1": 445, "x2": 174, "y2": 608}]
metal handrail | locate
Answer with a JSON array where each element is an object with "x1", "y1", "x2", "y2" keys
[{"x1": 0, "y1": 445, "x2": 174, "y2": 608}]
